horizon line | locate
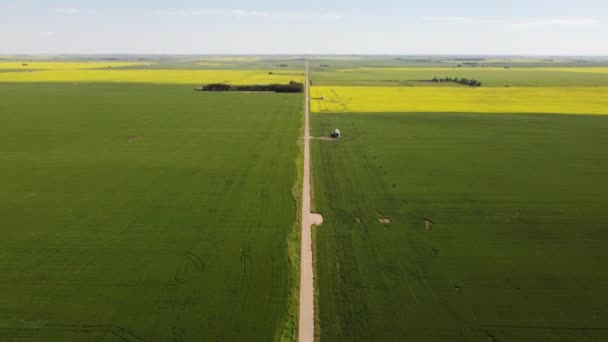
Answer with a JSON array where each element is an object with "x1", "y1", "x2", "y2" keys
[{"x1": 1, "y1": 53, "x2": 608, "y2": 57}]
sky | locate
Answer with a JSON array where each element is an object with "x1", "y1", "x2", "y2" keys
[{"x1": 0, "y1": 0, "x2": 607, "y2": 55}]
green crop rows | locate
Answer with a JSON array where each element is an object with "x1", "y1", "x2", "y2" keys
[
  {"x1": 0, "y1": 83, "x2": 302, "y2": 341},
  {"x1": 312, "y1": 112, "x2": 608, "y2": 341}
]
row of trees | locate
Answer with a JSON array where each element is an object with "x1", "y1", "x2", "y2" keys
[
  {"x1": 432, "y1": 77, "x2": 482, "y2": 87},
  {"x1": 199, "y1": 81, "x2": 303, "y2": 93}
]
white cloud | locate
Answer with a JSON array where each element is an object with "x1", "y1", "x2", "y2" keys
[
  {"x1": 423, "y1": 16, "x2": 601, "y2": 29},
  {"x1": 53, "y1": 7, "x2": 98, "y2": 15},
  {"x1": 151, "y1": 9, "x2": 344, "y2": 20},
  {"x1": 423, "y1": 16, "x2": 502, "y2": 24},
  {"x1": 512, "y1": 18, "x2": 600, "y2": 28},
  {"x1": 39, "y1": 31, "x2": 55, "y2": 37}
]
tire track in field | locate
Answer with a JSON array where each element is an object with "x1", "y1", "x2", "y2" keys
[
  {"x1": 0, "y1": 324, "x2": 145, "y2": 342},
  {"x1": 0, "y1": 247, "x2": 204, "y2": 286},
  {"x1": 299, "y1": 60, "x2": 323, "y2": 342}
]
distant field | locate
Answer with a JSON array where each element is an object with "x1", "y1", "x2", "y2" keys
[
  {"x1": 0, "y1": 83, "x2": 302, "y2": 341},
  {"x1": 311, "y1": 86, "x2": 608, "y2": 114},
  {"x1": 311, "y1": 67, "x2": 608, "y2": 86},
  {"x1": 0, "y1": 61, "x2": 151, "y2": 70},
  {"x1": 312, "y1": 112, "x2": 608, "y2": 341},
  {"x1": 308, "y1": 57, "x2": 608, "y2": 70},
  {"x1": 200, "y1": 57, "x2": 262, "y2": 62},
  {"x1": 0, "y1": 69, "x2": 304, "y2": 85},
  {"x1": 536, "y1": 67, "x2": 608, "y2": 74},
  {"x1": 197, "y1": 62, "x2": 229, "y2": 66}
]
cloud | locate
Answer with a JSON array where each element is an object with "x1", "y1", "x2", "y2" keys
[
  {"x1": 151, "y1": 9, "x2": 344, "y2": 20},
  {"x1": 39, "y1": 31, "x2": 55, "y2": 37},
  {"x1": 512, "y1": 18, "x2": 600, "y2": 28},
  {"x1": 423, "y1": 16, "x2": 601, "y2": 29},
  {"x1": 53, "y1": 7, "x2": 98, "y2": 15},
  {"x1": 423, "y1": 16, "x2": 502, "y2": 24}
]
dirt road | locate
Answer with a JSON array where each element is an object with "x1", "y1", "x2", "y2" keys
[{"x1": 299, "y1": 60, "x2": 323, "y2": 342}]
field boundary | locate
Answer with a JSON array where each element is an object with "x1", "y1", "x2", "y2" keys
[
  {"x1": 276, "y1": 89, "x2": 305, "y2": 342},
  {"x1": 0, "y1": 324, "x2": 144, "y2": 342}
]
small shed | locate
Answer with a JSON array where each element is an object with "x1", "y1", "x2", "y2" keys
[{"x1": 331, "y1": 128, "x2": 341, "y2": 139}]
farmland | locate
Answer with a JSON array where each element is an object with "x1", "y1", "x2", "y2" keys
[
  {"x1": 310, "y1": 66, "x2": 608, "y2": 87},
  {"x1": 0, "y1": 61, "x2": 152, "y2": 70},
  {"x1": 312, "y1": 111, "x2": 608, "y2": 341},
  {"x1": 310, "y1": 59, "x2": 608, "y2": 341},
  {"x1": 0, "y1": 80, "x2": 303, "y2": 340},
  {"x1": 2, "y1": 54, "x2": 608, "y2": 341},
  {"x1": 0, "y1": 68, "x2": 304, "y2": 85},
  {"x1": 311, "y1": 86, "x2": 608, "y2": 114}
]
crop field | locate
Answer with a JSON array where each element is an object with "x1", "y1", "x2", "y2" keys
[
  {"x1": 535, "y1": 67, "x2": 608, "y2": 74},
  {"x1": 310, "y1": 67, "x2": 608, "y2": 87},
  {"x1": 310, "y1": 86, "x2": 608, "y2": 114},
  {"x1": 310, "y1": 59, "x2": 608, "y2": 341},
  {"x1": 307, "y1": 57, "x2": 608, "y2": 70},
  {"x1": 0, "y1": 82, "x2": 302, "y2": 341},
  {"x1": 312, "y1": 112, "x2": 608, "y2": 341},
  {"x1": 0, "y1": 56, "x2": 307, "y2": 72},
  {"x1": 0, "y1": 68, "x2": 304, "y2": 85},
  {"x1": 0, "y1": 61, "x2": 152, "y2": 70},
  {"x1": 2, "y1": 54, "x2": 608, "y2": 341}
]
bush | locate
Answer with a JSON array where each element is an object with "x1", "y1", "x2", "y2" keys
[
  {"x1": 202, "y1": 83, "x2": 232, "y2": 91},
  {"x1": 432, "y1": 76, "x2": 482, "y2": 87}
]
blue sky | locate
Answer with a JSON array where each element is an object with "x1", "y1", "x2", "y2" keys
[{"x1": 0, "y1": 0, "x2": 606, "y2": 54}]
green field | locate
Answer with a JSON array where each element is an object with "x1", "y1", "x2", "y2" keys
[
  {"x1": 310, "y1": 57, "x2": 608, "y2": 341},
  {"x1": 0, "y1": 83, "x2": 302, "y2": 341},
  {"x1": 310, "y1": 67, "x2": 608, "y2": 87},
  {"x1": 312, "y1": 112, "x2": 608, "y2": 341}
]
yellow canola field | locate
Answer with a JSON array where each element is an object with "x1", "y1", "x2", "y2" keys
[
  {"x1": 0, "y1": 61, "x2": 151, "y2": 70},
  {"x1": 0, "y1": 69, "x2": 303, "y2": 85},
  {"x1": 311, "y1": 86, "x2": 608, "y2": 115},
  {"x1": 535, "y1": 67, "x2": 608, "y2": 74}
]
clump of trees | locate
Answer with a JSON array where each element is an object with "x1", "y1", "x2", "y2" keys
[
  {"x1": 201, "y1": 83, "x2": 232, "y2": 91},
  {"x1": 199, "y1": 81, "x2": 303, "y2": 93},
  {"x1": 432, "y1": 77, "x2": 482, "y2": 87}
]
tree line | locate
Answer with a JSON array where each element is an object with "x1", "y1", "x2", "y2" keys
[
  {"x1": 198, "y1": 81, "x2": 303, "y2": 93},
  {"x1": 432, "y1": 77, "x2": 482, "y2": 87}
]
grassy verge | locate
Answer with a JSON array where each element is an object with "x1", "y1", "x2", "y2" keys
[
  {"x1": 312, "y1": 225, "x2": 322, "y2": 342},
  {"x1": 276, "y1": 99, "x2": 305, "y2": 342}
]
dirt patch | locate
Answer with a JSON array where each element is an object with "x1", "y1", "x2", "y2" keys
[
  {"x1": 128, "y1": 136, "x2": 139, "y2": 142},
  {"x1": 355, "y1": 217, "x2": 361, "y2": 224},
  {"x1": 424, "y1": 218, "x2": 433, "y2": 231},
  {"x1": 378, "y1": 217, "x2": 392, "y2": 225},
  {"x1": 377, "y1": 209, "x2": 392, "y2": 225}
]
